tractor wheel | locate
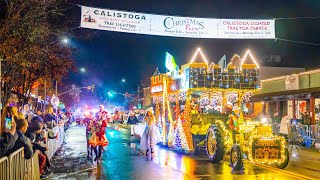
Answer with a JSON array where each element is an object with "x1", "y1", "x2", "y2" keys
[
  {"x1": 206, "y1": 125, "x2": 225, "y2": 163},
  {"x1": 276, "y1": 148, "x2": 289, "y2": 169},
  {"x1": 230, "y1": 144, "x2": 243, "y2": 170}
]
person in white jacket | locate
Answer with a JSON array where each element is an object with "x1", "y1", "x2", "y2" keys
[
  {"x1": 139, "y1": 107, "x2": 159, "y2": 157},
  {"x1": 279, "y1": 115, "x2": 290, "y2": 136}
]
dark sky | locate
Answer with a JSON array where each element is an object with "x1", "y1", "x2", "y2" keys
[{"x1": 65, "y1": 0, "x2": 320, "y2": 103}]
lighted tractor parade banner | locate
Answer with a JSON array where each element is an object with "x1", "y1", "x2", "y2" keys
[{"x1": 81, "y1": 6, "x2": 275, "y2": 39}]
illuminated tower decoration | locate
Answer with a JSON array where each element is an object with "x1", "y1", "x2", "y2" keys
[
  {"x1": 240, "y1": 50, "x2": 260, "y2": 89},
  {"x1": 186, "y1": 48, "x2": 210, "y2": 89},
  {"x1": 150, "y1": 68, "x2": 163, "y2": 96},
  {"x1": 181, "y1": 48, "x2": 261, "y2": 90},
  {"x1": 227, "y1": 54, "x2": 241, "y2": 89}
]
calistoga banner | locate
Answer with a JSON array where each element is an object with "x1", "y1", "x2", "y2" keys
[{"x1": 81, "y1": 6, "x2": 275, "y2": 39}]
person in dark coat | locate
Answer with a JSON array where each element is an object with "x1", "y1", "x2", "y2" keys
[
  {"x1": 6, "y1": 118, "x2": 33, "y2": 159},
  {"x1": 26, "y1": 119, "x2": 49, "y2": 177},
  {"x1": 43, "y1": 107, "x2": 56, "y2": 129},
  {"x1": 127, "y1": 112, "x2": 139, "y2": 136},
  {"x1": 0, "y1": 120, "x2": 17, "y2": 158},
  {"x1": 127, "y1": 112, "x2": 139, "y2": 125}
]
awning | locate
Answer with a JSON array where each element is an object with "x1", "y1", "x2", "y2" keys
[{"x1": 252, "y1": 87, "x2": 320, "y2": 102}]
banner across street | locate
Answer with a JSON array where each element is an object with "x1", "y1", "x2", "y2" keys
[{"x1": 80, "y1": 6, "x2": 275, "y2": 39}]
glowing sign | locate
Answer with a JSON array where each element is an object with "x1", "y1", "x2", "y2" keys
[{"x1": 151, "y1": 85, "x2": 163, "y2": 93}]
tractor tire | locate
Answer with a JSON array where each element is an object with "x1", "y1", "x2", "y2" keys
[
  {"x1": 206, "y1": 125, "x2": 225, "y2": 163},
  {"x1": 276, "y1": 148, "x2": 289, "y2": 169},
  {"x1": 230, "y1": 144, "x2": 243, "y2": 170}
]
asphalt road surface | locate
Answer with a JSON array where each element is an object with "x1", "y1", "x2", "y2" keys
[{"x1": 49, "y1": 125, "x2": 318, "y2": 180}]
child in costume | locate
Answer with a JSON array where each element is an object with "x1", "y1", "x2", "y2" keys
[{"x1": 89, "y1": 111, "x2": 108, "y2": 163}]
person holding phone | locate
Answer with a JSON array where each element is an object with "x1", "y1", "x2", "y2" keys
[
  {"x1": 0, "y1": 106, "x2": 19, "y2": 158},
  {"x1": 5, "y1": 118, "x2": 34, "y2": 159},
  {"x1": 0, "y1": 116, "x2": 17, "y2": 157}
]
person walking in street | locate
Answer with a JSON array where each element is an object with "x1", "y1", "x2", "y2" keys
[
  {"x1": 89, "y1": 111, "x2": 108, "y2": 164},
  {"x1": 96, "y1": 105, "x2": 106, "y2": 120},
  {"x1": 127, "y1": 112, "x2": 139, "y2": 136},
  {"x1": 84, "y1": 112, "x2": 94, "y2": 158},
  {"x1": 140, "y1": 107, "x2": 158, "y2": 157}
]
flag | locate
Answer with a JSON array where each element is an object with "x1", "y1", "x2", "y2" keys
[
  {"x1": 165, "y1": 52, "x2": 178, "y2": 72},
  {"x1": 218, "y1": 55, "x2": 226, "y2": 71}
]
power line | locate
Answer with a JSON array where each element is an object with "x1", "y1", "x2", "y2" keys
[
  {"x1": 276, "y1": 38, "x2": 320, "y2": 46},
  {"x1": 275, "y1": 16, "x2": 320, "y2": 20}
]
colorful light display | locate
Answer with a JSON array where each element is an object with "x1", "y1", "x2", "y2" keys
[{"x1": 149, "y1": 48, "x2": 259, "y2": 153}]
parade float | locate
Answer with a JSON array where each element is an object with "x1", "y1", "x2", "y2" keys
[{"x1": 149, "y1": 48, "x2": 289, "y2": 170}]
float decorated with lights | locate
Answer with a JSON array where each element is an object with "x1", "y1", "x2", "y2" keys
[{"x1": 149, "y1": 48, "x2": 289, "y2": 170}]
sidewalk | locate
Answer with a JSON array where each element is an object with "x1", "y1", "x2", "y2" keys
[{"x1": 47, "y1": 125, "x2": 96, "y2": 179}]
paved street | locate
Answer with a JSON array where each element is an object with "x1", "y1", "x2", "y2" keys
[{"x1": 48, "y1": 125, "x2": 319, "y2": 180}]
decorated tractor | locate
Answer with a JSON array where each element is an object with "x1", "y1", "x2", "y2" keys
[
  {"x1": 148, "y1": 48, "x2": 289, "y2": 170},
  {"x1": 204, "y1": 108, "x2": 289, "y2": 170}
]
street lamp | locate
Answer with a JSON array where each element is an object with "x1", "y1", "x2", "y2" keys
[
  {"x1": 108, "y1": 91, "x2": 114, "y2": 97},
  {"x1": 62, "y1": 37, "x2": 69, "y2": 44},
  {"x1": 79, "y1": 67, "x2": 86, "y2": 73},
  {"x1": 121, "y1": 78, "x2": 126, "y2": 83}
]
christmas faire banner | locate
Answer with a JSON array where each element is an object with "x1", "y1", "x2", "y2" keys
[{"x1": 80, "y1": 6, "x2": 275, "y2": 39}]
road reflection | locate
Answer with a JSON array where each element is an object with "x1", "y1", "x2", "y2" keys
[{"x1": 103, "y1": 127, "x2": 297, "y2": 180}]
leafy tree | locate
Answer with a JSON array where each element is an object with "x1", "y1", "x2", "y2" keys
[{"x1": 0, "y1": 0, "x2": 76, "y2": 107}]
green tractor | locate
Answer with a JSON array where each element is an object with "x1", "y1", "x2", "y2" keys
[
  {"x1": 190, "y1": 111, "x2": 289, "y2": 170},
  {"x1": 205, "y1": 120, "x2": 289, "y2": 170}
]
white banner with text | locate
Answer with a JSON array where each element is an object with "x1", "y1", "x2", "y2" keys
[{"x1": 81, "y1": 6, "x2": 275, "y2": 39}]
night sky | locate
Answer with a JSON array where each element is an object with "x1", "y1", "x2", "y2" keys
[{"x1": 65, "y1": 0, "x2": 320, "y2": 104}]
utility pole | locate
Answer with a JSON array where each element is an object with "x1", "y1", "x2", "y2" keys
[
  {"x1": 137, "y1": 84, "x2": 140, "y2": 106},
  {"x1": 55, "y1": 80, "x2": 58, "y2": 96},
  {"x1": 43, "y1": 79, "x2": 46, "y2": 112},
  {"x1": 0, "y1": 58, "x2": 2, "y2": 130}
]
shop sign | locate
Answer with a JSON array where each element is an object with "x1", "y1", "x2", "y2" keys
[
  {"x1": 81, "y1": 6, "x2": 275, "y2": 39},
  {"x1": 285, "y1": 74, "x2": 299, "y2": 90},
  {"x1": 252, "y1": 139, "x2": 281, "y2": 159}
]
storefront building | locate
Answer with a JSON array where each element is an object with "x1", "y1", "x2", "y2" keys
[{"x1": 252, "y1": 69, "x2": 320, "y2": 125}]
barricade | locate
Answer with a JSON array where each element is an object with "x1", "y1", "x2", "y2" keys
[
  {"x1": 0, "y1": 156, "x2": 9, "y2": 180},
  {"x1": 310, "y1": 125, "x2": 320, "y2": 144},
  {"x1": 287, "y1": 124, "x2": 312, "y2": 146},
  {"x1": 8, "y1": 147, "x2": 40, "y2": 180},
  {"x1": 1, "y1": 125, "x2": 65, "y2": 180},
  {"x1": 47, "y1": 124, "x2": 65, "y2": 159}
]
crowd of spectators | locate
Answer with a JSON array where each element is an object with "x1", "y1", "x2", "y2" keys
[{"x1": 0, "y1": 105, "x2": 69, "y2": 179}]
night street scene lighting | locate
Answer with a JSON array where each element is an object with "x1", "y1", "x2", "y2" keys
[{"x1": 1, "y1": 1, "x2": 320, "y2": 180}]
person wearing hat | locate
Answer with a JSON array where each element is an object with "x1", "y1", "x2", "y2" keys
[
  {"x1": 227, "y1": 105, "x2": 244, "y2": 143},
  {"x1": 96, "y1": 105, "x2": 105, "y2": 120},
  {"x1": 127, "y1": 112, "x2": 139, "y2": 136},
  {"x1": 89, "y1": 110, "x2": 108, "y2": 164},
  {"x1": 140, "y1": 107, "x2": 157, "y2": 156}
]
